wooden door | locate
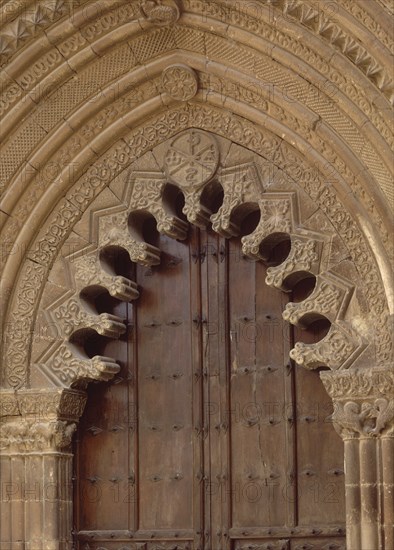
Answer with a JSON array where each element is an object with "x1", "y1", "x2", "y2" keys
[{"x1": 73, "y1": 226, "x2": 346, "y2": 550}]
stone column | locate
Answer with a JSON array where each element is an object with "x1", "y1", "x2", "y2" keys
[
  {"x1": 0, "y1": 389, "x2": 87, "y2": 550},
  {"x1": 321, "y1": 366, "x2": 394, "y2": 550}
]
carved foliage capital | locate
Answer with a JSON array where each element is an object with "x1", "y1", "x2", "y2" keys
[
  {"x1": 321, "y1": 366, "x2": 394, "y2": 438},
  {"x1": 0, "y1": 388, "x2": 86, "y2": 453},
  {"x1": 0, "y1": 419, "x2": 77, "y2": 453}
]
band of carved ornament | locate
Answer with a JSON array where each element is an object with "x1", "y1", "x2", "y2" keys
[{"x1": 0, "y1": 419, "x2": 77, "y2": 452}]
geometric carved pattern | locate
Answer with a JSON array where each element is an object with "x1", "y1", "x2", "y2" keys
[
  {"x1": 161, "y1": 64, "x2": 198, "y2": 101},
  {"x1": 50, "y1": 297, "x2": 126, "y2": 339},
  {"x1": 280, "y1": 0, "x2": 394, "y2": 102},
  {"x1": 211, "y1": 163, "x2": 265, "y2": 237},
  {"x1": 73, "y1": 253, "x2": 139, "y2": 302},
  {"x1": 164, "y1": 130, "x2": 219, "y2": 189},
  {"x1": 241, "y1": 195, "x2": 294, "y2": 260},
  {"x1": 265, "y1": 237, "x2": 320, "y2": 290},
  {"x1": 38, "y1": 343, "x2": 122, "y2": 388},
  {"x1": 290, "y1": 321, "x2": 365, "y2": 371},
  {"x1": 282, "y1": 272, "x2": 354, "y2": 326}
]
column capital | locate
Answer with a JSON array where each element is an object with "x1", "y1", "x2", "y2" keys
[
  {"x1": 320, "y1": 365, "x2": 394, "y2": 439},
  {"x1": 0, "y1": 388, "x2": 87, "y2": 453}
]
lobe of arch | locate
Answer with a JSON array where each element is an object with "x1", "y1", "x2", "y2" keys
[{"x1": 35, "y1": 129, "x2": 365, "y2": 389}]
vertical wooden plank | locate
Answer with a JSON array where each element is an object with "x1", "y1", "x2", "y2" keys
[
  {"x1": 227, "y1": 235, "x2": 292, "y2": 530},
  {"x1": 75, "y1": 298, "x2": 129, "y2": 532},
  {"x1": 136, "y1": 234, "x2": 194, "y2": 533},
  {"x1": 217, "y1": 235, "x2": 231, "y2": 550},
  {"x1": 227, "y1": 236, "x2": 259, "y2": 530},
  {"x1": 200, "y1": 228, "x2": 214, "y2": 550},
  {"x1": 188, "y1": 226, "x2": 205, "y2": 550},
  {"x1": 292, "y1": 282, "x2": 345, "y2": 527},
  {"x1": 128, "y1": 298, "x2": 138, "y2": 533}
]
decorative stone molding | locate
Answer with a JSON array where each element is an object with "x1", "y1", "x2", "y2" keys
[
  {"x1": 140, "y1": 0, "x2": 180, "y2": 25},
  {"x1": 127, "y1": 171, "x2": 189, "y2": 239},
  {"x1": 277, "y1": 0, "x2": 393, "y2": 102},
  {"x1": 241, "y1": 196, "x2": 294, "y2": 260},
  {"x1": 38, "y1": 343, "x2": 122, "y2": 388},
  {"x1": 51, "y1": 297, "x2": 126, "y2": 339},
  {"x1": 0, "y1": 0, "x2": 69, "y2": 65},
  {"x1": 73, "y1": 252, "x2": 139, "y2": 302},
  {"x1": 0, "y1": 387, "x2": 86, "y2": 451},
  {"x1": 265, "y1": 237, "x2": 320, "y2": 290},
  {"x1": 0, "y1": 388, "x2": 87, "y2": 422},
  {"x1": 211, "y1": 163, "x2": 265, "y2": 237},
  {"x1": 0, "y1": 3, "x2": 392, "y2": 548},
  {"x1": 3, "y1": 104, "x2": 388, "y2": 391},
  {"x1": 0, "y1": 419, "x2": 76, "y2": 453},
  {"x1": 161, "y1": 64, "x2": 198, "y2": 101},
  {"x1": 283, "y1": 272, "x2": 354, "y2": 325},
  {"x1": 290, "y1": 321, "x2": 365, "y2": 371},
  {"x1": 321, "y1": 365, "x2": 394, "y2": 399}
]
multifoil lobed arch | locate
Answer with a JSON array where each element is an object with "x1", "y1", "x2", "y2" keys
[
  {"x1": 29, "y1": 128, "x2": 367, "y2": 389},
  {"x1": 1, "y1": 101, "x2": 392, "y2": 390}
]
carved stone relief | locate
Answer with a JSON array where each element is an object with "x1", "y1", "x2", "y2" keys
[
  {"x1": 321, "y1": 366, "x2": 394, "y2": 438},
  {"x1": 0, "y1": 419, "x2": 76, "y2": 453},
  {"x1": 164, "y1": 129, "x2": 219, "y2": 188},
  {"x1": 140, "y1": 0, "x2": 180, "y2": 26},
  {"x1": 161, "y1": 64, "x2": 198, "y2": 101}
]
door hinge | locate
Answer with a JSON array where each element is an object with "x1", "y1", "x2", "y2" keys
[{"x1": 192, "y1": 247, "x2": 206, "y2": 263}]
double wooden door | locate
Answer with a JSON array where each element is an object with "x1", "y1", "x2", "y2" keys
[{"x1": 74, "y1": 227, "x2": 346, "y2": 550}]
